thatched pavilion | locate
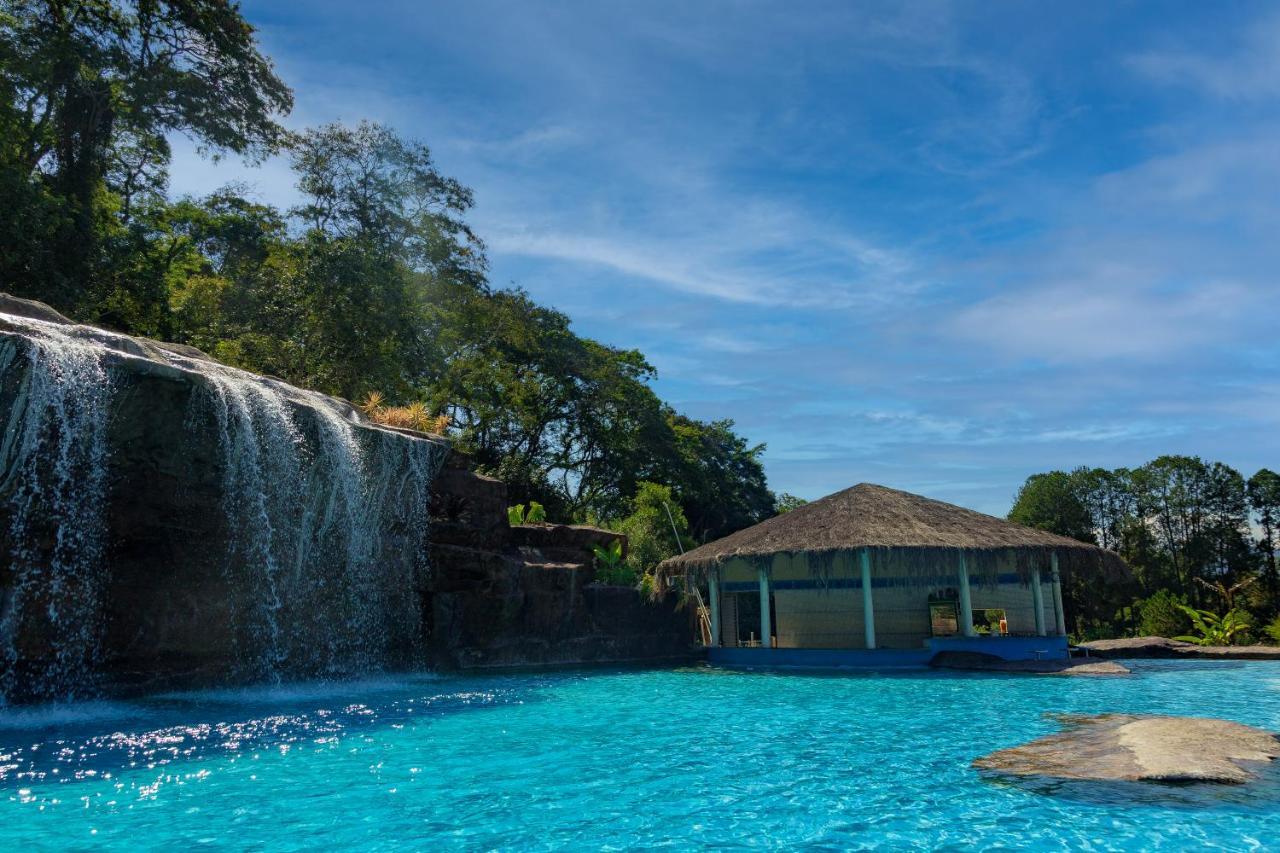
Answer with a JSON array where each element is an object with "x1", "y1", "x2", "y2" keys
[{"x1": 659, "y1": 483, "x2": 1128, "y2": 668}]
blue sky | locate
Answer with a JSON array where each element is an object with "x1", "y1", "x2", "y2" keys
[{"x1": 169, "y1": 1, "x2": 1280, "y2": 515}]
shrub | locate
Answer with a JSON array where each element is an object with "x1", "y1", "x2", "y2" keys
[
  {"x1": 1136, "y1": 589, "x2": 1190, "y2": 638},
  {"x1": 1264, "y1": 615, "x2": 1280, "y2": 645},
  {"x1": 612, "y1": 482, "x2": 690, "y2": 576},
  {"x1": 1173, "y1": 605, "x2": 1251, "y2": 646}
]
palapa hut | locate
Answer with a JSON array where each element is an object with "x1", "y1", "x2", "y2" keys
[{"x1": 658, "y1": 483, "x2": 1129, "y2": 668}]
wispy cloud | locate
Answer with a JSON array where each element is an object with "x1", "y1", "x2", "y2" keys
[{"x1": 1127, "y1": 13, "x2": 1280, "y2": 100}]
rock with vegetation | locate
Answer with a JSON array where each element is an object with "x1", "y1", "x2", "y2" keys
[
  {"x1": 426, "y1": 455, "x2": 695, "y2": 670},
  {"x1": 1081, "y1": 637, "x2": 1280, "y2": 660},
  {"x1": 974, "y1": 714, "x2": 1280, "y2": 784}
]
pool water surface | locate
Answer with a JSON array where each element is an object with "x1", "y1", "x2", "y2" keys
[{"x1": 1, "y1": 660, "x2": 1278, "y2": 850}]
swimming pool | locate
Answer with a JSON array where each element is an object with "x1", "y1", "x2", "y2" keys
[{"x1": 2, "y1": 660, "x2": 1278, "y2": 849}]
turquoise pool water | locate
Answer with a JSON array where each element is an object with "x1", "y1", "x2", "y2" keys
[{"x1": 2, "y1": 661, "x2": 1279, "y2": 850}]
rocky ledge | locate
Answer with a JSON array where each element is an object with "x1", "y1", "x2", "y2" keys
[
  {"x1": 1080, "y1": 636, "x2": 1280, "y2": 661},
  {"x1": 974, "y1": 714, "x2": 1280, "y2": 784}
]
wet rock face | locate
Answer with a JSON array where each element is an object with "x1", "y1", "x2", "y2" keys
[
  {"x1": 1, "y1": 294, "x2": 446, "y2": 701},
  {"x1": 974, "y1": 714, "x2": 1280, "y2": 785}
]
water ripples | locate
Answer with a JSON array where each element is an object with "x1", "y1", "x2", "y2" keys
[{"x1": 0, "y1": 663, "x2": 1277, "y2": 849}]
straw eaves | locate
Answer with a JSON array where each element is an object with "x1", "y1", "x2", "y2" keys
[{"x1": 660, "y1": 483, "x2": 1130, "y2": 582}]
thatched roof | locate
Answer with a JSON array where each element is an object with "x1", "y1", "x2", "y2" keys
[{"x1": 660, "y1": 483, "x2": 1130, "y2": 582}]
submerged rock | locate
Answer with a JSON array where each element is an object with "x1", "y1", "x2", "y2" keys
[
  {"x1": 974, "y1": 714, "x2": 1280, "y2": 784},
  {"x1": 930, "y1": 651, "x2": 1130, "y2": 676}
]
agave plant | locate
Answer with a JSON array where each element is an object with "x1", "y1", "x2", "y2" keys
[
  {"x1": 1173, "y1": 604, "x2": 1251, "y2": 646},
  {"x1": 358, "y1": 391, "x2": 450, "y2": 434}
]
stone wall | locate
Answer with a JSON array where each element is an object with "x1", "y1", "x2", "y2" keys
[{"x1": 425, "y1": 452, "x2": 698, "y2": 670}]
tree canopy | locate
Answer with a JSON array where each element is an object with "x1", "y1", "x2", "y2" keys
[{"x1": 1009, "y1": 457, "x2": 1279, "y2": 640}]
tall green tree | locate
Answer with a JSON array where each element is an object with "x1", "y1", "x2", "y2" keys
[
  {"x1": 1007, "y1": 471, "x2": 1095, "y2": 543},
  {"x1": 1008, "y1": 470, "x2": 1123, "y2": 636},
  {"x1": 1248, "y1": 469, "x2": 1280, "y2": 607},
  {"x1": 664, "y1": 414, "x2": 774, "y2": 542},
  {"x1": 0, "y1": 0, "x2": 292, "y2": 319}
]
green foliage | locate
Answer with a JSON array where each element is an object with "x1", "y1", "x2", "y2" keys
[
  {"x1": 1264, "y1": 615, "x2": 1280, "y2": 645},
  {"x1": 506, "y1": 501, "x2": 547, "y2": 526},
  {"x1": 591, "y1": 539, "x2": 634, "y2": 586},
  {"x1": 0, "y1": 0, "x2": 291, "y2": 318},
  {"x1": 1136, "y1": 589, "x2": 1190, "y2": 638},
  {"x1": 1172, "y1": 605, "x2": 1251, "y2": 646},
  {"x1": 592, "y1": 538, "x2": 623, "y2": 567},
  {"x1": 1248, "y1": 469, "x2": 1280, "y2": 602},
  {"x1": 612, "y1": 482, "x2": 689, "y2": 577},
  {"x1": 665, "y1": 414, "x2": 775, "y2": 541},
  {"x1": 774, "y1": 493, "x2": 808, "y2": 514},
  {"x1": 1008, "y1": 471, "x2": 1096, "y2": 544},
  {"x1": 1009, "y1": 458, "x2": 1280, "y2": 640}
]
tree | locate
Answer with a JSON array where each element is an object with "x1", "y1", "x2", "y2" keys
[
  {"x1": 1008, "y1": 470, "x2": 1126, "y2": 637},
  {"x1": 1248, "y1": 469, "x2": 1280, "y2": 606},
  {"x1": 612, "y1": 482, "x2": 689, "y2": 578},
  {"x1": 1007, "y1": 471, "x2": 1095, "y2": 543},
  {"x1": 664, "y1": 415, "x2": 775, "y2": 542},
  {"x1": 774, "y1": 493, "x2": 807, "y2": 514},
  {"x1": 290, "y1": 121, "x2": 480, "y2": 277},
  {"x1": 0, "y1": 0, "x2": 292, "y2": 317},
  {"x1": 1136, "y1": 589, "x2": 1189, "y2": 638}
]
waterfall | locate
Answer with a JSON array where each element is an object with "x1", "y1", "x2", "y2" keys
[
  {"x1": 0, "y1": 307, "x2": 448, "y2": 702},
  {"x1": 162, "y1": 354, "x2": 448, "y2": 683},
  {"x1": 0, "y1": 317, "x2": 114, "y2": 704}
]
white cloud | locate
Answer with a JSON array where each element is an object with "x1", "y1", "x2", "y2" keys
[
  {"x1": 1127, "y1": 14, "x2": 1280, "y2": 100},
  {"x1": 950, "y1": 276, "x2": 1260, "y2": 362}
]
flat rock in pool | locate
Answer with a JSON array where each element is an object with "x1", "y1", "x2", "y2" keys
[{"x1": 974, "y1": 714, "x2": 1280, "y2": 784}]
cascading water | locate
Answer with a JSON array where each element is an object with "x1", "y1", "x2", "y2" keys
[
  {"x1": 0, "y1": 316, "x2": 114, "y2": 704},
  {"x1": 0, "y1": 304, "x2": 448, "y2": 703},
  {"x1": 173, "y1": 353, "x2": 447, "y2": 683}
]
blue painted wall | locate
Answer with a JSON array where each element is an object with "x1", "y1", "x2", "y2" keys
[{"x1": 708, "y1": 635, "x2": 1068, "y2": 670}]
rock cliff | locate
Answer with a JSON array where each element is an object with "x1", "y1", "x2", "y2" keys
[{"x1": 0, "y1": 293, "x2": 695, "y2": 702}]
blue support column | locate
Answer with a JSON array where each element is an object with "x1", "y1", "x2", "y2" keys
[
  {"x1": 861, "y1": 549, "x2": 876, "y2": 650},
  {"x1": 1051, "y1": 552, "x2": 1067, "y2": 636},
  {"x1": 1031, "y1": 565, "x2": 1047, "y2": 636},
  {"x1": 758, "y1": 566, "x2": 771, "y2": 648},
  {"x1": 708, "y1": 568, "x2": 721, "y2": 647},
  {"x1": 958, "y1": 552, "x2": 976, "y2": 638}
]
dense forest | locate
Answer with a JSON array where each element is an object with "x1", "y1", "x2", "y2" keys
[
  {"x1": 1010, "y1": 458, "x2": 1280, "y2": 644},
  {"x1": 0, "y1": 1, "x2": 784, "y2": 579}
]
